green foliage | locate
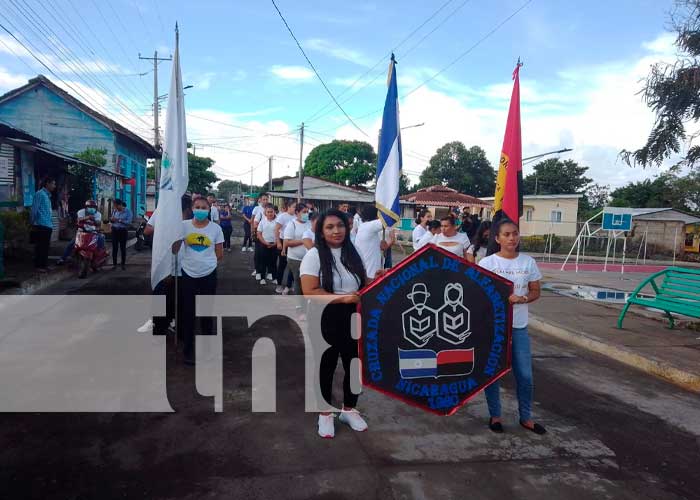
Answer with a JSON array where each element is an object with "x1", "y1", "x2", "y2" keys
[
  {"x1": 579, "y1": 183, "x2": 611, "y2": 220},
  {"x1": 522, "y1": 158, "x2": 592, "y2": 195},
  {"x1": 399, "y1": 173, "x2": 412, "y2": 195},
  {"x1": 304, "y1": 140, "x2": 377, "y2": 187},
  {"x1": 621, "y1": 0, "x2": 700, "y2": 168},
  {"x1": 216, "y1": 180, "x2": 239, "y2": 201},
  {"x1": 519, "y1": 234, "x2": 561, "y2": 253},
  {"x1": 417, "y1": 142, "x2": 495, "y2": 197},
  {"x1": 0, "y1": 210, "x2": 30, "y2": 248},
  {"x1": 187, "y1": 152, "x2": 219, "y2": 195},
  {"x1": 69, "y1": 148, "x2": 107, "y2": 213}
]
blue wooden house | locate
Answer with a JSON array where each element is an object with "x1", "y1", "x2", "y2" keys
[{"x1": 0, "y1": 75, "x2": 159, "y2": 218}]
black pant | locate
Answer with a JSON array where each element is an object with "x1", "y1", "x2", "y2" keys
[
  {"x1": 222, "y1": 225, "x2": 232, "y2": 249},
  {"x1": 111, "y1": 228, "x2": 128, "y2": 266},
  {"x1": 152, "y1": 277, "x2": 183, "y2": 336},
  {"x1": 276, "y1": 254, "x2": 288, "y2": 283},
  {"x1": 32, "y1": 225, "x2": 52, "y2": 269},
  {"x1": 243, "y1": 221, "x2": 252, "y2": 247},
  {"x1": 180, "y1": 269, "x2": 218, "y2": 360},
  {"x1": 256, "y1": 244, "x2": 278, "y2": 277},
  {"x1": 319, "y1": 303, "x2": 359, "y2": 409}
]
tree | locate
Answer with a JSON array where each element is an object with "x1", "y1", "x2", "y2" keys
[
  {"x1": 522, "y1": 158, "x2": 592, "y2": 195},
  {"x1": 621, "y1": 1, "x2": 700, "y2": 168},
  {"x1": 217, "y1": 179, "x2": 239, "y2": 201},
  {"x1": 187, "y1": 152, "x2": 219, "y2": 195},
  {"x1": 304, "y1": 140, "x2": 376, "y2": 187},
  {"x1": 69, "y1": 147, "x2": 107, "y2": 213},
  {"x1": 610, "y1": 174, "x2": 679, "y2": 208},
  {"x1": 579, "y1": 183, "x2": 611, "y2": 220},
  {"x1": 417, "y1": 142, "x2": 495, "y2": 197},
  {"x1": 399, "y1": 173, "x2": 412, "y2": 195}
]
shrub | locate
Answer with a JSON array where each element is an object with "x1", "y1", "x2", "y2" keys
[
  {"x1": 0, "y1": 209, "x2": 31, "y2": 253},
  {"x1": 520, "y1": 234, "x2": 561, "y2": 253}
]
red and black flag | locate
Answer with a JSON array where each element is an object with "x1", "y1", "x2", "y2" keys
[{"x1": 488, "y1": 62, "x2": 523, "y2": 254}]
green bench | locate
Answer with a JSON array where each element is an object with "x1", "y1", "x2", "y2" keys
[{"x1": 618, "y1": 266, "x2": 700, "y2": 329}]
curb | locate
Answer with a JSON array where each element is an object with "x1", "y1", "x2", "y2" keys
[
  {"x1": 1, "y1": 238, "x2": 138, "y2": 296},
  {"x1": 529, "y1": 314, "x2": 700, "y2": 393}
]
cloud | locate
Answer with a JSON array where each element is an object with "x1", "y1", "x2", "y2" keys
[
  {"x1": 231, "y1": 69, "x2": 247, "y2": 82},
  {"x1": 193, "y1": 72, "x2": 216, "y2": 90},
  {"x1": 269, "y1": 65, "x2": 314, "y2": 81},
  {"x1": 305, "y1": 39, "x2": 370, "y2": 67},
  {"x1": 0, "y1": 66, "x2": 30, "y2": 91}
]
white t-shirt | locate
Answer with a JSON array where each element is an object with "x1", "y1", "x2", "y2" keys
[
  {"x1": 352, "y1": 213, "x2": 362, "y2": 235},
  {"x1": 412, "y1": 224, "x2": 427, "y2": 250},
  {"x1": 257, "y1": 217, "x2": 278, "y2": 244},
  {"x1": 210, "y1": 204, "x2": 220, "y2": 223},
  {"x1": 479, "y1": 253, "x2": 542, "y2": 329},
  {"x1": 77, "y1": 208, "x2": 102, "y2": 231},
  {"x1": 302, "y1": 229, "x2": 315, "y2": 243},
  {"x1": 415, "y1": 230, "x2": 435, "y2": 250},
  {"x1": 355, "y1": 219, "x2": 384, "y2": 279},
  {"x1": 284, "y1": 219, "x2": 311, "y2": 261},
  {"x1": 180, "y1": 219, "x2": 224, "y2": 278},
  {"x1": 276, "y1": 212, "x2": 294, "y2": 239},
  {"x1": 300, "y1": 247, "x2": 362, "y2": 295},
  {"x1": 252, "y1": 204, "x2": 265, "y2": 225},
  {"x1": 467, "y1": 244, "x2": 488, "y2": 263},
  {"x1": 432, "y1": 232, "x2": 470, "y2": 257}
]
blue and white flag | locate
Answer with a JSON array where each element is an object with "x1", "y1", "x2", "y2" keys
[
  {"x1": 151, "y1": 25, "x2": 189, "y2": 288},
  {"x1": 375, "y1": 54, "x2": 402, "y2": 227},
  {"x1": 398, "y1": 348, "x2": 437, "y2": 379}
]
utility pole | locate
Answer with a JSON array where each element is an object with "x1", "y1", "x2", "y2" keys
[
  {"x1": 250, "y1": 165, "x2": 254, "y2": 195},
  {"x1": 298, "y1": 122, "x2": 304, "y2": 200},
  {"x1": 268, "y1": 156, "x2": 273, "y2": 192},
  {"x1": 139, "y1": 50, "x2": 172, "y2": 188}
]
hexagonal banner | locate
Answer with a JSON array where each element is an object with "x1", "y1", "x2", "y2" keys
[{"x1": 358, "y1": 244, "x2": 513, "y2": 416}]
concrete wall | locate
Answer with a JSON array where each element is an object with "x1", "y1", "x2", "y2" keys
[
  {"x1": 520, "y1": 197, "x2": 579, "y2": 237},
  {"x1": 630, "y1": 219, "x2": 685, "y2": 256}
]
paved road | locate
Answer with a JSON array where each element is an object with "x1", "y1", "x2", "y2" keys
[{"x1": 1, "y1": 221, "x2": 699, "y2": 499}]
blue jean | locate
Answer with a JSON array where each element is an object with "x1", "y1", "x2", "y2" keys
[{"x1": 484, "y1": 326, "x2": 533, "y2": 422}]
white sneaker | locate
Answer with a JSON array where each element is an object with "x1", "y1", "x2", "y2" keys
[
  {"x1": 275, "y1": 285, "x2": 285, "y2": 294},
  {"x1": 339, "y1": 409, "x2": 367, "y2": 432},
  {"x1": 266, "y1": 273, "x2": 273, "y2": 281},
  {"x1": 260, "y1": 279, "x2": 267, "y2": 285},
  {"x1": 282, "y1": 287, "x2": 290, "y2": 295},
  {"x1": 271, "y1": 279, "x2": 278, "y2": 285},
  {"x1": 241, "y1": 247, "x2": 246, "y2": 253},
  {"x1": 255, "y1": 273, "x2": 261, "y2": 280},
  {"x1": 318, "y1": 414, "x2": 335, "y2": 438},
  {"x1": 248, "y1": 247, "x2": 254, "y2": 252},
  {"x1": 137, "y1": 319, "x2": 153, "y2": 333},
  {"x1": 251, "y1": 270, "x2": 257, "y2": 277}
]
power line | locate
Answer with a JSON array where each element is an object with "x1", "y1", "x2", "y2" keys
[
  {"x1": 303, "y1": 0, "x2": 456, "y2": 124},
  {"x1": 398, "y1": 0, "x2": 473, "y2": 60},
  {"x1": 270, "y1": 0, "x2": 368, "y2": 137},
  {"x1": 191, "y1": 142, "x2": 299, "y2": 161}
]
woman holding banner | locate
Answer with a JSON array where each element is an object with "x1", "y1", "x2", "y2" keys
[
  {"x1": 300, "y1": 209, "x2": 371, "y2": 439},
  {"x1": 478, "y1": 218, "x2": 546, "y2": 435}
]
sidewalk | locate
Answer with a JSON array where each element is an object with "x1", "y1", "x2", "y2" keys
[{"x1": 529, "y1": 291, "x2": 700, "y2": 392}]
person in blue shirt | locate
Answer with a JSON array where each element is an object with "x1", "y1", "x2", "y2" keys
[
  {"x1": 241, "y1": 198, "x2": 255, "y2": 252},
  {"x1": 110, "y1": 199, "x2": 132, "y2": 270},
  {"x1": 30, "y1": 177, "x2": 56, "y2": 272}
]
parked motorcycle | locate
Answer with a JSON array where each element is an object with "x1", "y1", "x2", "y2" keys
[
  {"x1": 135, "y1": 214, "x2": 152, "y2": 251},
  {"x1": 75, "y1": 230, "x2": 108, "y2": 279}
]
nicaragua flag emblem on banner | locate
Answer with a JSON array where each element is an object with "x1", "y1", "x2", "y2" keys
[
  {"x1": 375, "y1": 54, "x2": 402, "y2": 227},
  {"x1": 398, "y1": 348, "x2": 475, "y2": 379}
]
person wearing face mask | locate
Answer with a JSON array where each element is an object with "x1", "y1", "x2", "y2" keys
[
  {"x1": 76, "y1": 200, "x2": 105, "y2": 253},
  {"x1": 172, "y1": 196, "x2": 224, "y2": 365},
  {"x1": 283, "y1": 202, "x2": 310, "y2": 298},
  {"x1": 415, "y1": 219, "x2": 441, "y2": 250}
]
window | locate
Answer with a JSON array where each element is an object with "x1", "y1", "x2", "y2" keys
[
  {"x1": 525, "y1": 209, "x2": 533, "y2": 222},
  {"x1": 550, "y1": 210, "x2": 562, "y2": 223}
]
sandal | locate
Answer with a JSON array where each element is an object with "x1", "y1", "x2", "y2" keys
[
  {"x1": 520, "y1": 421, "x2": 547, "y2": 435},
  {"x1": 488, "y1": 417, "x2": 504, "y2": 433}
]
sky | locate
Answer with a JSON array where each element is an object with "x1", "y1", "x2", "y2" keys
[{"x1": 0, "y1": 0, "x2": 684, "y2": 190}]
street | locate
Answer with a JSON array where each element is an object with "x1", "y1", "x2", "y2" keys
[{"x1": 1, "y1": 231, "x2": 699, "y2": 500}]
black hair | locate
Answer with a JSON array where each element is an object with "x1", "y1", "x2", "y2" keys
[
  {"x1": 114, "y1": 199, "x2": 124, "y2": 207},
  {"x1": 472, "y1": 221, "x2": 492, "y2": 255},
  {"x1": 193, "y1": 195, "x2": 210, "y2": 207},
  {"x1": 415, "y1": 208, "x2": 431, "y2": 225},
  {"x1": 41, "y1": 176, "x2": 55, "y2": 187},
  {"x1": 360, "y1": 205, "x2": 378, "y2": 222},
  {"x1": 309, "y1": 211, "x2": 320, "y2": 222},
  {"x1": 295, "y1": 202, "x2": 308, "y2": 213},
  {"x1": 489, "y1": 217, "x2": 518, "y2": 253},
  {"x1": 264, "y1": 203, "x2": 275, "y2": 210},
  {"x1": 181, "y1": 195, "x2": 192, "y2": 216},
  {"x1": 440, "y1": 214, "x2": 456, "y2": 225},
  {"x1": 314, "y1": 209, "x2": 367, "y2": 293},
  {"x1": 427, "y1": 220, "x2": 441, "y2": 231}
]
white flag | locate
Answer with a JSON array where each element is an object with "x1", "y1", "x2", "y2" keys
[{"x1": 151, "y1": 25, "x2": 188, "y2": 288}]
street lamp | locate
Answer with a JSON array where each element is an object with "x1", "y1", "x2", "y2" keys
[
  {"x1": 523, "y1": 147, "x2": 573, "y2": 195},
  {"x1": 401, "y1": 122, "x2": 425, "y2": 131}
]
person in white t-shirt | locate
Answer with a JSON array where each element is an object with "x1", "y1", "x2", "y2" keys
[
  {"x1": 412, "y1": 208, "x2": 432, "y2": 250},
  {"x1": 415, "y1": 219, "x2": 441, "y2": 250},
  {"x1": 465, "y1": 221, "x2": 491, "y2": 264},
  {"x1": 250, "y1": 194, "x2": 269, "y2": 279},
  {"x1": 302, "y1": 212, "x2": 319, "y2": 250},
  {"x1": 431, "y1": 215, "x2": 470, "y2": 258},
  {"x1": 283, "y1": 202, "x2": 310, "y2": 297},
  {"x1": 207, "y1": 195, "x2": 220, "y2": 224},
  {"x1": 172, "y1": 196, "x2": 224, "y2": 365},
  {"x1": 478, "y1": 218, "x2": 545, "y2": 436},
  {"x1": 300, "y1": 208, "x2": 370, "y2": 439},
  {"x1": 275, "y1": 201, "x2": 296, "y2": 293},
  {"x1": 355, "y1": 205, "x2": 394, "y2": 280},
  {"x1": 256, "y1": 203, "x2": 279, "y2": 285}
]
